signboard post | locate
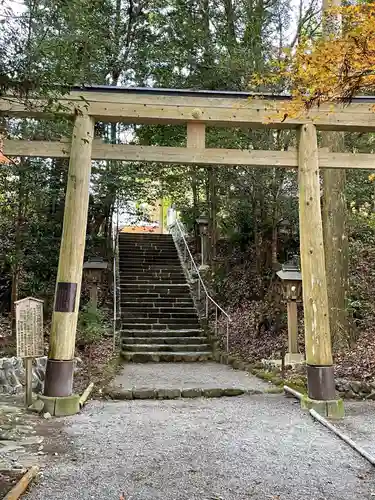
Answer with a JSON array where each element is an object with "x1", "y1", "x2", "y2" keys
[{"x1": 15, "y1": 297, "x2": 44, "y2": 407}]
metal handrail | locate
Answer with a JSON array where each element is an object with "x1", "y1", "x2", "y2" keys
[{"x1": 169, "y1": 218, "x2": 231, "y2": 351}]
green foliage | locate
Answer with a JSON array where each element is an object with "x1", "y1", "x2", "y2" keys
[
  {"x1": 77, "y1": 305, "x2": 109, "y2": 346},
  {"x1": 347, "y1": 212, "x2": 375, "y2": 327}
]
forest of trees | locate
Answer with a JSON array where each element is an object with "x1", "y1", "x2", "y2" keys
[{"x1": 1, "y1": 0, "x2": 375, "y2": 377}]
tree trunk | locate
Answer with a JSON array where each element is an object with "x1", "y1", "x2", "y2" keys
[
  {"x1": 11, "y1": 161, "x2": 25, "y2": 335},
  {"x1": 210, "y1": 167, "x2": 217, "y2": 264},
  {"x1": 191, "y1": 168, "x2": 200, "y2": 253},
  {"x1": 271, "y1": 225, "x2": 278, "y2": 269},
  {"x1": 322, "y1": 0, "x2": 349, "y2": 347},
  {"x1": 223, "y1": 0, "x2": 236, "y2": 53}
]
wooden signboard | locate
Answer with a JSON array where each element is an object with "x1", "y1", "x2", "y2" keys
[{"x1": 15, "y1": 297, "x2": 44, "y2": 406}]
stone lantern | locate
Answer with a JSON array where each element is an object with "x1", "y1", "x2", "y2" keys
[
  {"x1": 196, "y1": 213, "x2": 209, "y2": 268},
  {"x1": 277, "y1": 255, "x2": 303, "y2": 365},
  {"x1": 83, "y1": 257, "x2": 108, "y2": 309}
]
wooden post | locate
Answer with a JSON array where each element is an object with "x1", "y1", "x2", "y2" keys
[
  {"x1": 90, "y1": 283, "x2": 98, "y2": 309},
  {"x1": 287, "y1": 301, "x2": 298, "y2": 353},
  {"x1": 187, "y1": 123, "x2": 207, "y2": 266},
  {"x1": 25, "y1": 357, "x2": 33, "y2": 407},
  {"x1": 44, "y1": 114, "x2": 94, "y2": 398},
  {"x1": 187, "y1": 122, "x2": 205, "y2": 149},
  {"x1": 298, "y1": 124, "x2": 336, "y2": 401}
]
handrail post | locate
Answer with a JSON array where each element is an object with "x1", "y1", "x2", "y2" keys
[
  {"x1": 215, "y1": 307, "x2": 218, "y2": 335},
  {"x1": 205, "y1": 295, "x2": 209, "y2": 319},
  {"x1": 226, "y1": 319, "x2": 229, "y2": 352}
]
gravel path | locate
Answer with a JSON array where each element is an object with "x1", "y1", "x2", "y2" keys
[
  {"x1": 110, "y1": 362, "x2": 269, "y2": 392},
  {"x1": 27, "y1": 395, "x2": 375, "y2": 500},
  {"x1": 331, "y1": 400, "x2": 375, "y2": 456}
]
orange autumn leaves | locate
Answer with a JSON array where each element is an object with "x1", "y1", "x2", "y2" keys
[
  {"x1": 254, "y1": 4, "x2": 375, "y2": 119},
  {"x1": 0, "y1": 134, "x2": 9, "y2": 165},
  {"x1": 0, "y1": 153, "x2": 9, "y2": 164}
]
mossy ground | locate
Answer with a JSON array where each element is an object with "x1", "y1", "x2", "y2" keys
[{"x1": 215, "y1": 349, "x2": 308, "y2": 395}]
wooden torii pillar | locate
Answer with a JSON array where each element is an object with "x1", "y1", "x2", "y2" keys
[
  {"x1": 298, "y1": 124, "x2": 343, "y2": 417},
  {"x1": 43, "y1": 114, "x2": 94, "y2": 406}
]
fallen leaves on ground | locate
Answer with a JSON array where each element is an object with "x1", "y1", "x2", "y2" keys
[{"x1": 74, "y1": 337, "x2": 119, "y2": 395}]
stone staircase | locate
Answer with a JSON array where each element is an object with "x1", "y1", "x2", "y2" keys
[{"x1": 119, "y1": 232, "x2": 212, "y2": 362}]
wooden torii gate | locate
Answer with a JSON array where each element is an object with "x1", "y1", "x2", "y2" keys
[{"x1": 2, "y1": 86, "x2": 375, "y2": 414}]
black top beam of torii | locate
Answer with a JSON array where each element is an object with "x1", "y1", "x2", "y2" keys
[{"x1": 70, "y1": 84, "x2": 375, "y2": 103}]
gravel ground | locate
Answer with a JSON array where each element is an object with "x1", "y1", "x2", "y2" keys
[
  {"x1": 110, "y1": 362, "x2": 269, "y2": 392},
  {"x1": 27, "y1": 395, "x2": 375, "y2": 500},
  {"x1": 331, "y1": 400, "x2": 375, "y2": 456}
]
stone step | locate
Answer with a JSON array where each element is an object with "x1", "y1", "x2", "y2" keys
[
  {"x1": 118, "y1": 247, "x2": 177, "y2": 253},
  {"x1": 120, "y1": 260, "x2": 181, "y2": 269},
  {"x1": 119, "y1": 250, "x2": 177, "y2": 254},
  {"x1": 122, "y1": 304, "x2": 197, "y2": 315},
  {"x1": 105, "y1": 387, "x2": 249, "y2": 400},
  {"x1": 120, "y1": 290, "x2": 192, "y2": 298},
  {"x1": 120, "y1": 279, "x2": 186, "y2": 285},
  {"x1": 119, "y1": 239, "x2": 175, "y2": 245},
  {"x1": 122, "y1": 343, "x2": 211, "y2": 353},
  {"x1": 122, "y1": 283, "x2": 189, "y2": 292},
  {"x1": 121, "y1": 336, "x2": 208, "y2": 345},
  {"x1": 120, "y1": 270, "x2": 185, "y2": 277},
  {"x1": 121, "y1": 297, "x2": 194, "y2": 307},
  {"x1": 120, "y1": 270, "x2": 184, "y2": 276},
  {"x1": 119, "y1": 245, "x2": 176, "y2": 250},
  {"x1": 121, "y1": 283, "x2": 186, "y2": 288},
  {"x1": 119, "y1": 250, "x2": 178, "y2": 256},
  {"x1": 121, "y1": 294, "x2": 194, "y2": 307},
  {"x1": 120, "y1": 271, "x2": 184, "y2": 276},
  {"x1": 121, "y1": 322, "x2": 202, "y2": 331},
  {"x1": 119, "y1": 235, "x2": 173, "y2": 240},
  {"x1": 120, "y1": 278, "x2": 186, "y2": 284},
  {"x1": 120, "y1": 328, "x2": 203, "y2": 337},
  {"x1": 119, "y1": 262, "x2": 181, "y2": 269},
  {"x1": 121, "y1": 311, "x2": 198, "y2": 320},
  {"x1": 119, "y1": 248, "x2": 178, "y2": 260},
  {"x1": 119, "y1": 265, "x2": 182, "y2": 272},
  {"x1": 121, "y1": 309, "x2": 196, "y2": 316},
  {"x1": 120, "y1": 317, "x2": 200, "y2": 326},
  {"x1": 120, "y1": 304, "x2": 195, "y2": 311},
  {"x1": 118, "y1": 245, "x2": 177, "y2": 251},
  {"x1": 121, "y1": 352, "x2": 212, "y2": 362},
  {"x1": 120, "y1": 293, "x2": 193, "y2": 301},
  {"x1": 121, "y1": 295, "x2": 192, "y2": 302},
  {"x1": 119, "y1": 263, "x2": 181, "y2": 269},
  {"x1": 120, "y1": 285, "x2": 190, "y2": 291},
  {"x1": 119, "y1": 235, "x2": 173, "y2": 239},
  {"x1": 121, "y1": 283, "x2": 186, "y2": 289}
]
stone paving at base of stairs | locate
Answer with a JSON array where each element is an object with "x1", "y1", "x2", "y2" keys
[
  {"x1": 0, "y1": 394, "x2": 70, "y2": 497},
  {"x1": 26, "y1": 395, "x2": 375, "y2": 500},
  {"x1": 106, "y1": 362, "x2": 270, "y2": 399}
]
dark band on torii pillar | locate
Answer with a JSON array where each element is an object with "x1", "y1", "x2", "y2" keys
[{"x1": 55, "y1": 282, "x2": 77, "y2": 312}]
